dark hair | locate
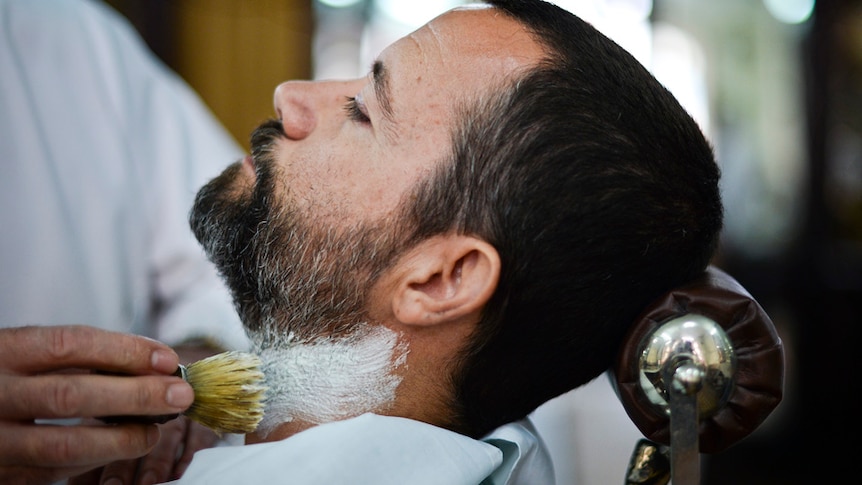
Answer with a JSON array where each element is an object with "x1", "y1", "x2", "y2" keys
[{"x1": 403, "y1": 0, "x2": 723, "y2": 438}]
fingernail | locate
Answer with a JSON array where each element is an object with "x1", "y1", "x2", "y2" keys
[
  {"x1": 166, "y1": 382, "x2": 194, "y2": 408},
  {"x1": 151, "y1": 349, "x2": 179, "y2": 374}
]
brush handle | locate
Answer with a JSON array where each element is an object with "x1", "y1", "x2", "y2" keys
[
  {"x1": 95, "y1": 365, "x2": 187, "y2": 425},
  {"x1": 98, "y1": 412, "x2": 180, "y2": 425}
]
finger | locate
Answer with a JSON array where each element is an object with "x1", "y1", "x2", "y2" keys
[
  {"x1": 98, "y1": 458, "x2": 139, "y2": 485},
  {"x1": 174, "y1": 420, "x2": 220, "y2": 478},
  {"x1": 67, "y1": 421, "x2": 132, "y2": 485},
  {"x1": 134, "y1": 418, "x2": 188, "y2": 485},
  {"x1": 0, "y1": 422, "x2": 160, "y2": 468},
  {"x1": 0, "y1": 325, "x2": 179, "y2": 375},
  {"x1": 0, "y1": 374, "x2": 193, "y2": 420}
]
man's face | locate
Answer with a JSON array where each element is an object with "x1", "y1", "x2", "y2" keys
[{"x1": 190, "y1": 6, "x2": 542, "y2": 340}]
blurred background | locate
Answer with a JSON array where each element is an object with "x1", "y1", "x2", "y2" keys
[{"x1": 105, "y1": 0, "x2": 858, "y2": 482}]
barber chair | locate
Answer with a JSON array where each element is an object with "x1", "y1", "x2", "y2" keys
[{"x1": 611, "y1": 266, "x2": 784, "y2": 485}]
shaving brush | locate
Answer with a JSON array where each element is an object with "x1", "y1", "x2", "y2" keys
[
  {"x1": 100, "y1": 350, "x2": 267, "y2": 435},
  {"x1": 178, "y1": 350, "x2": 267, "y2": 434}
]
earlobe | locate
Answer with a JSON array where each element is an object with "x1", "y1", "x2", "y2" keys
[{"x1": 393, "y1": 236, "x2": 500, "y2": 326}]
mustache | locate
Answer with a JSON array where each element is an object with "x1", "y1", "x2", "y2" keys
[{"x1": 250, "y1": 118, "x2": 285, "y2": 166}]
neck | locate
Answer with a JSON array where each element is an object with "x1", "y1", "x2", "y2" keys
[{"x1": 247, "y1": 324, "x2": 409, "y2": 440}]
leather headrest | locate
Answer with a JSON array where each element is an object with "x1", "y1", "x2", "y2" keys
[{"x1": 612, "y1": 266, "x2": 784, "y2": 453}]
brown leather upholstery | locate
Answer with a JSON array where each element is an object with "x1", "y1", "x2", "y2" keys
[{"x1": 612, "y1": 266, "x2": 784, "y2": 454}]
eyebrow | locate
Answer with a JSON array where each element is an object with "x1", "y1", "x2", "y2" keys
[{"x1": 371, "y1": 60, "x2": 395, "y2": 124}]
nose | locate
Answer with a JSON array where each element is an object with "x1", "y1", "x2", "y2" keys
[
  {"x1": 273, "y1": 79, "x2": 365, "y2": 140},
  {"x1": 273, "y1": 81, "x2": 318, "y2": 140}
]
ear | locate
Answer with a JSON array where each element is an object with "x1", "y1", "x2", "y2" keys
[{"x1": 392, "y1": 235, "x2": 501, "y2": 326}]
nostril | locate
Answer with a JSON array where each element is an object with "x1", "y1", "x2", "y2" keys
[
  {"x1": 281, "y1": 104, "x2": 316, "y2": 140},
  {"x1": 273, "y1": 81, "x2": 319, "y2": 140}
]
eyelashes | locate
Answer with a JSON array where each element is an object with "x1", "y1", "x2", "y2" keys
[{"x1": 344, "y1": 95, "x2": 370, "y2": 124}]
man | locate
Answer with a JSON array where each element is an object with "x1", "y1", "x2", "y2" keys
[{"x1": 175, "y1": 0, "x2": 722, "y2": 483}]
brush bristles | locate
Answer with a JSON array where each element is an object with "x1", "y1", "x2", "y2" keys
[{"x1": 183, "y1": 351, "x2": 267, "y2": 435}]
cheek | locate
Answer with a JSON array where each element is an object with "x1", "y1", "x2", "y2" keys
[
  {"x1": 341, "y1": 164, "x2": 423, "y2": 221},
  {"x1": 277, "y1": 144, "x2": 411, "y2": 221},
  {"x1": 273, "y1": 115, "x2": 446, "y2": 222}
]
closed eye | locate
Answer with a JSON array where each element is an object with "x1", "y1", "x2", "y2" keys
[{"x1": 344, "y1": 96, "x2": 370, "y2": 124}]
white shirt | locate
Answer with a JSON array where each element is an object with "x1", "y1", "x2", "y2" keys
[
  {"x1": 0, "y1": 0, "x2": 249, "y2": 350},
  {"x1": 165, "y1": 413, "x2": 555, "y2": 485}
]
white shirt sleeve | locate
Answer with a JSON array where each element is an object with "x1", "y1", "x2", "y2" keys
[{"x1": 0, "y1": 0, "x2": 249, "y2": 350}]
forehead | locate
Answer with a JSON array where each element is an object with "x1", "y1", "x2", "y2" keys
[
  {"x1": 379, "y1": 6, "x2": 544, "y2": 114},
  {"x1": 410, "y1": 6, "x2": 542, "y2": 68}
]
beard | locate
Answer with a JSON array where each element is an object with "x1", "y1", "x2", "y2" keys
[{"x1": 189, "y1": 119, "x2": 408, "y2": 345}]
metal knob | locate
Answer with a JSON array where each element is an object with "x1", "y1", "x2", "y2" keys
[{"x1": 637, "y1": 314, "x2": 736, "y2": 418}]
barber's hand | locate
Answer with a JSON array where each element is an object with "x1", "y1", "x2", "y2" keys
[
  {"x1": 0, "y1": 325, "x2": 194, "y2": 485},
  {"x1": 69, "y1": 344, "x2": 227, "y2": 485}
]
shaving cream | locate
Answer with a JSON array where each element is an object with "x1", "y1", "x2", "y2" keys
[{"x1": 251, "y1": 325, "x2": 408, "y2": 438}]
